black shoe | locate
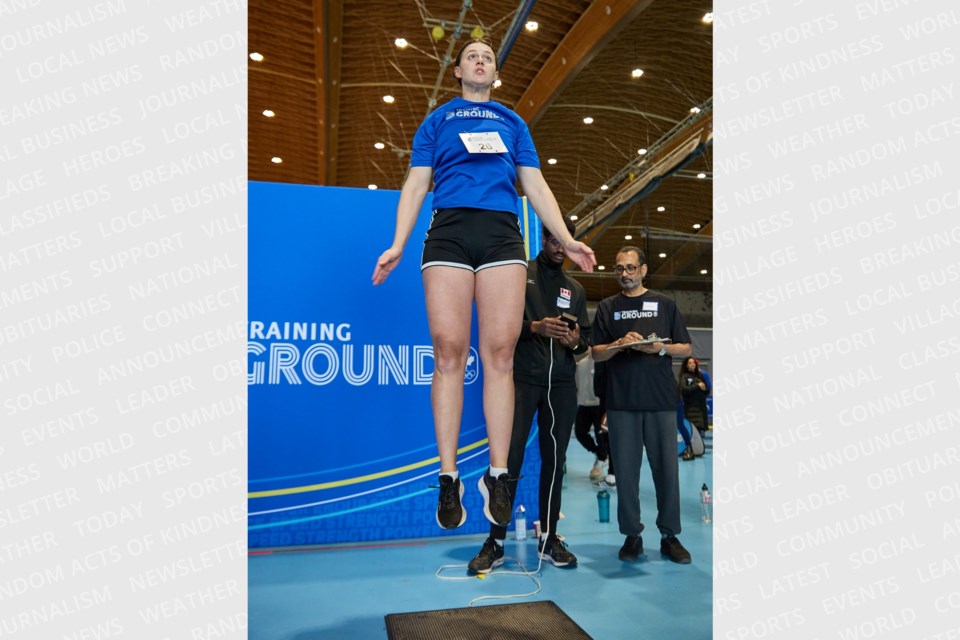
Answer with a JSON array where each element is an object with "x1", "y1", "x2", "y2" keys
[
  {"x1": 538, "y1": 535, "x2": 577, "y2": 568},
  {"x1": 435, "y1": 475, "x2": 466, "y2": 529},
  {"x1": 660, "y1": 535, "x2": 692, "y2": 564},
  {"x1": 619, "y1": 534, "x2": 643, "y2": 562},
  {"x1": 681, "y1": 447, "x2": 694, "y2": 461},
  {"x1": 478, "y1": 470, "x2": 514, "y2": 526},
  {"x1": 468, "y1": 537, "x2": 505, "y2": 574}
]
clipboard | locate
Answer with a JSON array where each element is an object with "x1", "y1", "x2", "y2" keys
[{"x1": 606, "y1": 337, "x2": 672, "y2": 352}]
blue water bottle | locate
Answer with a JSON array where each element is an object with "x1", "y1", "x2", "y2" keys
[{"x1": 597, "y1": 489, "x2": 610, "y2": 523}]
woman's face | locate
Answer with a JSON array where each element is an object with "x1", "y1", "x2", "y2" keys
[
  {"x1": 686, "y1": 359, "x2": 697, "y2": 372},
  {"x1": 455, "y1": 42, "x2": 498, "y2": 87}
]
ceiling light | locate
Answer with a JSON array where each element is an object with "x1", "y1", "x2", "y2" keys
[
  {"x1": 374, "y1": 142, "x2": 385, "y2": 150},
  {"x1": 700, "y1": 268, "x2": 709, "y2": 275},
  {"x1": 702, "y1": 13, "x2": 714, "y2": 24},
  {"x1": 547, "y1": 158, "x2": 557, "y2": 165},
  {"x1": 583, "y1": 117, "x2": 594, "y2": 124},
  {"x1": 471, "y1": 26, "x2": 485, "y2": 40},
  {"x1": 525, "y1": 21, "x2": 539, "y2": 32},
  {"x1": 697, "y1": 172, "x2": 706, "y2": 178},
  {"x1": 262, "y1": 109, "x2": 275, "y2": 117},
  {"x1": 657, "y1": 206, "x2": 665, "y2": 212},
  {"x1": 631, "y1": 68, "x2": 644, "y2": 79},
  {"x1": 600, "y1": 185, "x2": 609, "y2": 191},
  {"x1": 395, "y1": 38, "x2": 408, "y2": 48},
  {"x1": 493, "y1": 79, "x2": 502, "y2": 89},
  {"x1": 271, "y1": 157, "x2": 282, "y2": 164},
  {"x1": 383, "y1": 95, "x2": 395, "y2": 104},
  {"x1": 637, "y1": 148, "x2": 647, "y2": 155},
  {"x1": 250, "y1": 52, "x2": 264, "y2": 62},
  {"x1": 597, "y1": 265, "x2": 605, "y2": 271},
  {"x1": 624, "y1": 235, "x2": 632, "y2": 240},
  {"x1": 690, "y1": 106, "x2": 701, "y2": 114},
  {"x1": 693, "y1": 223, "x2": 702, "y2": 229},
  {"x1": 659, "y1": 252, "x2": 667, "y2": 258},
  {"x1": 368, "y1": 184, "x2": 378, "y2": 190},
  {"x1": 570, "y1": 215, "x2": 578, "y2": 221}
]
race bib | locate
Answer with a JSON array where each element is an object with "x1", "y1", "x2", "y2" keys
[{"x1": 458, "y1": 131, "x2": 507, "y2": 154}]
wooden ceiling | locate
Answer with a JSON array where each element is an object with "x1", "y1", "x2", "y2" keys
[{"x1": 249, "y1": 0, "x2": 713, "y2": 301}]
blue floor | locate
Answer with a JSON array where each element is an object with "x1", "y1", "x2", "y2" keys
[{"x1": 249, "y1": 439, "x2": 713, "y2": 639}]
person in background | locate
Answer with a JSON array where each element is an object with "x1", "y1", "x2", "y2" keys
[
  {"x1": 592, "y1": 246, "x2": 693, "y2": 565},
  {"x1": 678, "y1": 356, "x2": 710, "y2": 459},
  {"x1": 574, "y1": 350, "x2": 608, "y2": 480},
  {"x1": 468, "y1": 220, "x2": 590, "y2": 573},
  {"x1": 372, "y1": 40, "x2": 596, "y2": 532},
  {"x1": 594, "y1": 360, "x2": 617, "y2": 487}
]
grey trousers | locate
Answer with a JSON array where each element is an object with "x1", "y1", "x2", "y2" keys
[{"x1": 607, "y1": 409, "x2": 681, "y2": 537}]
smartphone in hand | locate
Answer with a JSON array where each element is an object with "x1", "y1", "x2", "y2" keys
[{"x1": 559, "y1": 312, "x2": 577, "y2": 330}]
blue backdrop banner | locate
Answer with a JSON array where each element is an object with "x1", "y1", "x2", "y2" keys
[{"x1": 248, "y1": 182, "x2": 541, "y2": 547}]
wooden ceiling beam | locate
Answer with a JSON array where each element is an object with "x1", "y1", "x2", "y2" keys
[
  {"x1": 649, "y1": 221, "x2": 712, "y2": 289},
  {"x1": 315, "y1": 0, "x2": 343, "y2": 185},
  {"x1": 514, "y1": 0, "x2": 654, "y2": 128}
]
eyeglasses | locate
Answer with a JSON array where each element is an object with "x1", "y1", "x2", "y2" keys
[{"x1": 613, "y1": 264, "x2": 640, "y2": 275}]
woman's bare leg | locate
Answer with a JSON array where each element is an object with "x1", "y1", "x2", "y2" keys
[
  {"x1": 423, "y1": 266, "x2": 475, "y2": 472},
  {"x1": 474, "y1": 264, "x2": 526, "y2": 468}
]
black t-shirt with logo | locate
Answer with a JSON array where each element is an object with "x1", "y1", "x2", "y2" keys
[{"x1": 593, "y1": 291, "x2": 691, "y2": 411}]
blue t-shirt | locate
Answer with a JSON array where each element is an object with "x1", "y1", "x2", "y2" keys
[{"x1": 410, "y1": 97, "x2": 540, "y2": 215}]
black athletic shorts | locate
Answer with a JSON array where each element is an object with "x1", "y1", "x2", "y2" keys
[{"x1": 420, "y1": 207, "x2": 527, "y2": 272}]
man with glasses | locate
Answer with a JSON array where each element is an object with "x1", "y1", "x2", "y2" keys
[
  {"x1": 592, "y1": 246, "x2": 694, "y2": 564},
  {"x1": 468, "y1": 219, "x2": 590, "y2": 573}
]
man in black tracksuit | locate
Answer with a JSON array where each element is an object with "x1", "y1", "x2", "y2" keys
[{"x1": 468, "y1": 219, "x2": 590, "y2": 573}]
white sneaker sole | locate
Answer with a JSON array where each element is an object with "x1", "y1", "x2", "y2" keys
[
  {"x1": 471, "y1": 556, "x2": 505, "y2": 575},
  {"x1": 538, "y1": 551, "x2": 576, "y2": 567}
]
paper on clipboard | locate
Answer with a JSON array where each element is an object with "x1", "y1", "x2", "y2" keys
[{"x1": 606, "y1": 336, "x2": 672, "y2": 352}]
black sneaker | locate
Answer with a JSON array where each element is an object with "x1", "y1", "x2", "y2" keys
[
  {"x1": 619, "y1": 534, "x2": 643, "y2": 562},
  {"x1": 468, "y1": 537, "x2": 505, "y2": 574},
  {"x1": 538, "y1": 535, "x2": 578, "y2": 568},
  {"x1": 660, "y1": 535, "x2": 692, "y2": 564},
  {"x1": 435, "y1": 475, "x2": 466, "y2": 529},
  {"x1": 478, "y1": 470, "x2": 513, "y2": 526}
]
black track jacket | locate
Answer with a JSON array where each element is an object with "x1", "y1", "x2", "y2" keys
[{"x1": 513, "y1": 251, "x2": 590, "y2": 388}]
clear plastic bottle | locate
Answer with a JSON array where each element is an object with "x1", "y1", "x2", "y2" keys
[
  {"x1": 700, "y1": 483, "x2": 712, "y2": 523},
  {"x1": 514, "y1": 505, "x2": 527, "y2": 540}
]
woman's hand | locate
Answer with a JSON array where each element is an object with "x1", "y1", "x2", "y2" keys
[
  {"x1": 563, "y1": 240, "x2": 596, "y2": 273},
  {"x1": 372, "y1": 247, "x2": 402, "y2": 285}
]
